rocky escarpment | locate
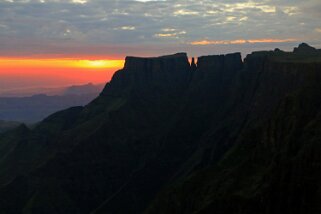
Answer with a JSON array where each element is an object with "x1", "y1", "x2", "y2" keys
[
  {"x1": 145, "y1": 48, "x2": 321, "y2": 214},
  {"x1": 101, "y1": 53, "x2": 191, "y2": 97},
  {"x1": 0, "y1": 45, "x2": 320, "y2": 214},
  {"x1": 197, "y1": 52, "x2": 243, "y2": 71}
]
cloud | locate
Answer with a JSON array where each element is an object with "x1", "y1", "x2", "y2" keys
[
  {"x1": 0, "y1": 0, "x2": 320, "y2": 58},
  {"x1": 154, "y1": 29, "x2": 186, "y2": 38},
  {"x1": 173, "y1": 9, "x2": 199, "y2": 16},
  {"x1": 71, "y1": 0, "x2": 87, "y2": 4},
  {"x1": 191, "y1": 38, "x2": 297, "y2": 45},
  {"x1": 114, "y1": 26, "x2": 136, "y2": 31}
]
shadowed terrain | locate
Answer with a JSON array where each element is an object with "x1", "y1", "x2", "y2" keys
[
  {"x1": 0, "y1": 83, "x2": 104, "y2": 123},
  {"x1": 0, "y1": 44, "x2": 320, "y2": 214},
  {"x1": 0, "y1": 120, "x2": 21, "y2": 134}
]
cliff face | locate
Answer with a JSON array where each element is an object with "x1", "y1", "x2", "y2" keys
[
  {"x1": 101, "y1": 53, "x2": 190, "y2": 97},
  {"x1": 197, "y1": 52, "x2": 243, "y2": 72},
  {"x1": 145, "y1": 51, "x2": 321, "y2": 214},
  {"x1": 0, "y1": 46, "x2": 321, "y2": 214}
]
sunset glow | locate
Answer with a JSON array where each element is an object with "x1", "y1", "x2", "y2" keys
[
  {"x1": 0, "y1": 58, "x2": 124, "y2": 92},
  {"x1": 78, "y1": 60, "x2": 124, "y2": 69},
  {"x1": 0, "y1": 58, "x2": 124, "y2": 69}
]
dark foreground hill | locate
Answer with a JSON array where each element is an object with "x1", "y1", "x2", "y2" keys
[
  {"x1": 0, "y1": 43, "x2": 320, "y2": 214},
  {"x1": 0, "y1": 120, "x2": 21, "y2": 134}
]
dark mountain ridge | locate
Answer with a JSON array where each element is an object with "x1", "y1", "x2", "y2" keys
[{"x1": 0, "y1": 44, "x2": 320, "y2": 214}]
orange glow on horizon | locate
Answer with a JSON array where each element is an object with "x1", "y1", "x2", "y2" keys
[
  {"x1": 0, "y1": 57, "x2": 125, "y2": 91},
  {"x1": 0, "y1": 58, "x2": 124, "y2": 69}
]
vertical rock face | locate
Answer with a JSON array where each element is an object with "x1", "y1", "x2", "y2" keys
[
  {"x1": 145, "y1": 47, "x2": 321, "y2": 214},
  {"x1": 242, "y1": 51, "x2": 321, "y2": 125},
  {"x1": 192, "y1": 53, "x2": 244, "y2": 93},
  {"x1": 101, "y1": 53, "x2": 191, "y2": 97},
  {"x1": 190, "y1": 57, "x2": 197, "y2": 72},
  {"x1": 102, "y1": 52, "x2": 244, "y2": 98},
  {"x1": 197, "y1": 52, "x2": 243, "y2": 72}
]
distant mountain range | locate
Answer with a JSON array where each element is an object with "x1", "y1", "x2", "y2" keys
[
  {"x1": 0, "y1": 82, "x2": 105, "y2": 97},
  {"x1": 0, "y1": 43, "x2": 321, "y2": 214},
  {"x1": 62, "y1": 83, "x2": 105, "y2": 96},
  {"x1": 0, "y1": 83, "x2": 104, "y2": 123}
]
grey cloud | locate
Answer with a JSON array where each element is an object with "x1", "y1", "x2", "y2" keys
[{"x1": 0, "y1": 0, "x2": 320, "y2": 57}]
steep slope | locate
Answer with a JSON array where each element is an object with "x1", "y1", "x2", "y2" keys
[
  {"x1": 0, "y1": 45, "x2": 320, "y2": 214},
  {"x1": 0, "y1": 53, "x2": 193, "y2": 214},
  {"x1": 145, "y1": 49, "x2": 321, "y2": 214}
]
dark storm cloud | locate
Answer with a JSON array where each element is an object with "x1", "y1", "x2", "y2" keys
[{"x1": 0, "y1": 0, "x2": 320, "y2": 57}]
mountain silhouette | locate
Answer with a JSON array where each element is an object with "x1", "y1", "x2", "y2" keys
[{"x1": 0, "y1": 44, "x2": 320, "y2": 214}]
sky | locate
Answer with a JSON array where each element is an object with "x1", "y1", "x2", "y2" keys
[{"x1": 0, "y1": 0, "x2": 321, "y2": 92}]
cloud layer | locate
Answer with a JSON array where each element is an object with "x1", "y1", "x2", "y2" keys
[{"x1": 0, "y1": 0, "x2": 320, "y2": 57}]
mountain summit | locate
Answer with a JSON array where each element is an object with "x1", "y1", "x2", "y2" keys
[
  {"x1": 293, "y1": 42, "x2": 318, "y2": 53},
  {"x1": 0, "y1": 44, "x2": 321, "y2": 214}
]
